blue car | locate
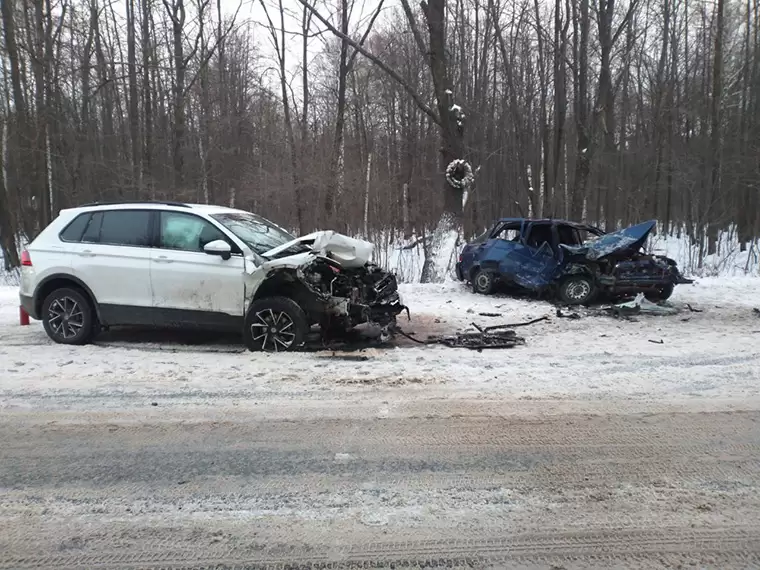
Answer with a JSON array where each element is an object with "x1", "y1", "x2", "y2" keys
[{"x1": 455, "y1": 218, "x2": 693, "y2": 305}]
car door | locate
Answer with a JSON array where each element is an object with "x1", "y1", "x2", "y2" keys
[
  {"x1": 149, "y1": 210, "x2": 246, "y2": 328},
  {"x1": 496, "y1": 222, "x2": 560, "y2": 289},
  {"x1": 65, "y1": 209, "x2": 154, "y2": 324}
]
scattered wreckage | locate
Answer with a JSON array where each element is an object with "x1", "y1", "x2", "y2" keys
[{"x1": 456, "y1": 218, "x2": 692, "y2": 305}]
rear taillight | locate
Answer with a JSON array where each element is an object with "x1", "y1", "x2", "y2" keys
[{"x1": 21, "y1": 250, "x2": 32, "y2": 267}]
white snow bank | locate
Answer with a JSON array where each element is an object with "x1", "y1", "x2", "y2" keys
[
  {"x1": 649, "y1": 225, "x2": 760, "y2": 277},
  {"x1": 1, "y1": 278, "x2": 759, "y2": 413}
]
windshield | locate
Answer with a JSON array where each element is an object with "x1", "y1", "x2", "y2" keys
[{"x1": 211, "y1": 212, "x2": 300, "y2": 256}]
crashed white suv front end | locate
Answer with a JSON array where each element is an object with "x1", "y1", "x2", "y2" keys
[{"x1": 246, "y1": 230, "x2": 406, "y2": 343}]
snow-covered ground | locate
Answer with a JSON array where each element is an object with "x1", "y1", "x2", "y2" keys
[{"x1": 2, "y1": 278, "x2": 760, "y2": 415}]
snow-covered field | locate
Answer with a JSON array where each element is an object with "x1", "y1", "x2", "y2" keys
[{"x1": 2, "y1": 278, "x2": 760, "y2": 415}]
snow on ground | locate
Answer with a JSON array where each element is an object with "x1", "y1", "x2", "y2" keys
[{"x1": 2, "y1": 278, "x2": 760, "y2": 414}]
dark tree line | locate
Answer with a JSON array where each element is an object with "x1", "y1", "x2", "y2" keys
[{"x1": 2, "y1": 0, "x2": 759, "y2": 276}]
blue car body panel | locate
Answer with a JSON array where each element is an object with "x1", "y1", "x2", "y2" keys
[
  {"x1": 456, "y1": 218, "x2": 691, "y2": 294},
  {"x1": 561, "y1": 220, "x2": 656, "y2": 261}
]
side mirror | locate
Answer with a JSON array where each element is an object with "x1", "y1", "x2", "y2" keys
[{"x1": 204, "y1": 239, "x2": 232, "y2": 260}]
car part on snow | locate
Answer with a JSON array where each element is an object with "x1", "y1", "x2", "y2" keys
[
  {"x1": 395, "y1": 326, "x2": 525, "y2": 350},
  {"x1": 392, "y1": 315, "x2": 549, "y2": 350}
]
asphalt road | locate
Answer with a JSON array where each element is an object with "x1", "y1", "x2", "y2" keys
[{"x1": 1, "y1": 405, "x2": 760, "y2": 569}]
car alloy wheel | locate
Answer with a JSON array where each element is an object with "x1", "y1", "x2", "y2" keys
[
  {"x1": 249, "y1": 308, "x2": 296, "y2": 351},
  {"x1": 41, "y1": 287, "x2": 96, "y2": 345},
  {"x1": 244, "y1": 296, "x2": 309, "y2": 352},
  {"x1": 48, "y1": 296, "x2": 85, "y2": 340}
]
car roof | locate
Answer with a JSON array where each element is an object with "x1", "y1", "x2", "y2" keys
[
  {"x1": 59, "y1": 202, "x2": 248, "y2": 216},
  {"x1": 495, "y1": 217, "x2": 596, "y2": 229}
]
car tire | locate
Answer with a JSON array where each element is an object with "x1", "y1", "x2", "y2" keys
[
  {"x1": 558, "y1": 275, "x2": 598, "y2": 305},
  {"x1": 645, "y1": 284, "x2": 674, "y2": 302},
  {"x1": 244, "y1": 296, "x2": 309, "y2": 352},
  {"x1": 472, "y1": 269, "x2": 496, "y2": 295},
  {"x1": 41, "y1": 287, "x2": 97, "y2": 345}
]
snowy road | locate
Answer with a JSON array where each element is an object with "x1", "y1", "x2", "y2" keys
[
  {"x1": 1, "y1": 279, "x2": 760, "y2": 568},
  {"x1": 2, "y1": 406, "x2": 760, "y2": 568}
]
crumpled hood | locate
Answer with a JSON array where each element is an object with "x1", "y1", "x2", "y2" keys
[
  {"x1": 562, "y1": 220, "x2": 656, "y2": 261},
  {"x1": 261, "y1": 231, "x2": 374, "y2": 269}
]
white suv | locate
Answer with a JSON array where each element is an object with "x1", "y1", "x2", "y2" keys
[{"x1": 19, "y1": 202, "x2": 405, "y2": 351}]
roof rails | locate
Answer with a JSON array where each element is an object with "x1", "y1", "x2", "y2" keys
[{"x1": 78, "y1": 200, "x2": 191, "y2": 208}]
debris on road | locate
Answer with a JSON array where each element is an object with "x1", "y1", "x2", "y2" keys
[
  {"x1": 422, "y1": 329, "x2": 525, "y2": 350},
  {"x1": 393, "y1": 315, "x2": 549, "y2": 350}
]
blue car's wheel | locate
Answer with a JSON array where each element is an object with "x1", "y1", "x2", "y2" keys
[
  {"x1": 645, "y1": 284, "x2": 674, "y2": 302},
  {"x1": 558, "y1": 275, "x2": 598, "y2": 305},
  {"x1": 472, "y1": 270, "x2": 496, "y2": 295}
]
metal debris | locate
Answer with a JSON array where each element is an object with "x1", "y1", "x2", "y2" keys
[
  {"x1": 395, "y1": 327, "x2": 524, "y2": 350},
  {"x1": 393, "y1": 315, "x2": 548, "y2": 350}
]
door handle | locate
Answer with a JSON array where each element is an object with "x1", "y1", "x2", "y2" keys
[
  {"x1": 79, "y1": 250, "x2": 96, "y2": 258},
  {"x1": 154, "y1": 256, "x2": 173, "y2": 263}
]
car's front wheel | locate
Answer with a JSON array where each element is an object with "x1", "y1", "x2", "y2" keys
[
  {"x1": 558, "y1": 275, "x2": 598, "y2": 305},
  {"x1": 472, "y1": 269, "x2": 496, "y2": 295},
  {"x1": 244, "y1": 296, "x2": 309, "y2": 352},
  {"x1": 41, "y1": 287, "x2": 97, "y2": 345},
  {"x1": 645, "y1": 283, "x2": 674, "y2": 302}
]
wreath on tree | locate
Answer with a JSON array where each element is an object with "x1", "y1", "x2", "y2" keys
[{"x1": 445, "y1": 159, "x2": 474, "y2": 190}]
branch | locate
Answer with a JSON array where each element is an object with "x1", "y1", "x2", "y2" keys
[
  {"x1": 399, "y1": 0, "x2": 429, "y2": 56},
  {"x1": 184, "y1": 0, "x2": 242, "y2": 94},
  {"x1": 612, "y1": 0, "x2": 639, "y2": 46},
  {"x1": 294, "y1": 0, "x2": 441, "y2": 125},
  {"x1": 346, "y1": 0, "x2": 386, "y2": 71}
]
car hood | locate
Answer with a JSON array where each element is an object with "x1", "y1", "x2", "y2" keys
[
  {"x1": 562, "y1": 220, "x2": 656, "y2": 261},
  {"x1": 261, "y1": 231, "x2": 374, "y2": 269}
]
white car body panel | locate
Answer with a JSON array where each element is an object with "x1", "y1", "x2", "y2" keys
[
  {"x1": 66, "y1": 241, "x2": 153, "y2": 308},
  {"x1": 150, "y1": 249, "x2": 246, "y2": 316},
  {"x1": 262, "y1": 231, "x2": 374, "y2": 269}
]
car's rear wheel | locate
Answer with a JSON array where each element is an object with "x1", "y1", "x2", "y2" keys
[
  {"x1": 244, "y1": 296, "x2": 309, "y2": 352},
  {"x1": 645, "y1": 284, "x2": 674, "y2": 302},
  {"x1": 471, "y1": 269, "x2": 496, "y2": 295},
  {"x1": 41, "y1": 287, "x2": 96, "y2": 345},
  {"x1": 558, "y1": 275, "x2": 598, "y2": 305}
]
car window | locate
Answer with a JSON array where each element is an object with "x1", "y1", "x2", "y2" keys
[
  {"x1": 59, "y1": 213, "x2": 91, "y2": 242},
  {"x1": 525, "y1": 224, "x2": 553, "y2": 248},
  {"x1": 211, "y1": 212, "x2": 300, "y2": 256},
  {"x1": 159, "y1": 212, "x2": 230, "y2": 253},
  {"x1": 81, "y1": 210, "x2": 151, "y2": 247},
  {"x1": 557, "y1": 225, "x2": 581, "y2": 246},
  {"x1": 494, "y1": 224, "x2": 521, "y2": 242},
  {"x1": 100, "y1": 211, "x2": 152, "y2": 246},
  {"x1": 81, "y1": 212, "x2": 104, "y2": 243}
]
